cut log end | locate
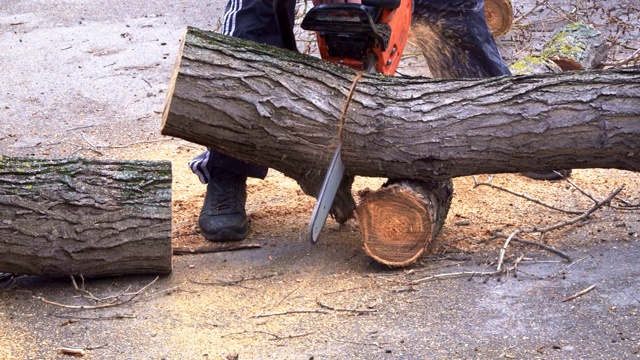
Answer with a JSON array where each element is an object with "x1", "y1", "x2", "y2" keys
[
  {"x1": 356, "y1": 185, "x2": 433, "y2": 267},
  {"x1": 485, "y1": 0, "x2": 513, "y2": 38}
]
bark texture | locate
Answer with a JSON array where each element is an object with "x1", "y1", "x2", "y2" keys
[
  {"x1": 162, "y1": 28, "x2": 640, "y2": 182},
  {"x1": 0, "y1": 157, "x2": 172, "y2": 277}
]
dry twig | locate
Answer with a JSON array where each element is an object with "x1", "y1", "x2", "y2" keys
[
  {"x1": 316, "y1": 301, "x2": 377, "y2": 314},
  {"x1": 562, "y1": 284, "x2": 596, "y2": 302},
  {"x1": 253, "y1": 309, "x2": 329, "y2": 318},
  {"x1": 37, "y1": 276, "x2": 159, "y2": 309}
]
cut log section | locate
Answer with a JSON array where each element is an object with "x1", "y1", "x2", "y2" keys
[
  {"x1": 541, "y1": 22, "x2": 610, "y2": 70},
  {"x1": 484, "y1": 0, "x2": 513, "y2": 38},
  {"x1": 0, "y1": 157, "x2": 173, "y2": 277},
  {"x1": 356, "y1": 179, "x2": 453, "y2": 267}
]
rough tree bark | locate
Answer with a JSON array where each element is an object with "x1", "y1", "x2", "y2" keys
[
  {"x1": 0, "y1": 157, "x2": 172, "y2": 277},
  {"x1": 162, "y1": 28, "x2": 640, "y2": 181},
  {"x1": 162, "y1": 28, "x2": 640, "y2": 265}
]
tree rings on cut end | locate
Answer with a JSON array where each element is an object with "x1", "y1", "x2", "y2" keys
[
  {"x1": 484, "y1": 0, "x2": 513, "y2": 38},
  {"x1": 355, "y1": 185, "x2": 433, "y2": 267}
]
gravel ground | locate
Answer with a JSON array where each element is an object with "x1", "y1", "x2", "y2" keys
[{"x1": 1, "y1": 1, "x2": 639, "y2": 359}]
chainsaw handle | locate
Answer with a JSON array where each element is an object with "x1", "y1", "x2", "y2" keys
[{"x1": 361, "y1": 0, "x2": 400, "y2": 9}]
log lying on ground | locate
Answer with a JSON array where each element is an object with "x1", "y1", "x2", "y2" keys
[
  {"x1": 0, "y1": 157, "x2": 172, "y2": 277},
  {"x1": 162, "y1": 28, "x2": 640, "y2": 265},
  {"x1": 355, "y1": 179, "x2": 453, "y2": 267},
  {"x1": 162, "y1": 28, "x2": 640, "y2": 183},
  {"x1": 542, "y1": 22, "x2": 609, "y2": 71}
]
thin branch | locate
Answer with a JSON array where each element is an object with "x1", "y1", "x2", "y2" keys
[
  {"x1": 473, "y1": 177, "x2": 583, "y2": 215},
  {"x1": 36, "y1": 276, "x2": 159, "y2": 309},
  {"x1": 222, "y1": 330, "x2": 316, "y2": 341},
  {"x1": 173, "y1": 243, "x2": 261, "y2": 255},
  {"x1": 493, "y1": 232, "x2": 572, "y2": 261},
  {"x1": 316, "y1": 301, "x2": 377, "y2": 314},
  {"x1": 497, "y1": 230, "x2": 522, "y2": 271},
  {"x1": 80, "y1": 132, "x2": 104, "y2": 155},
  {"x1": 188, "y1": 273, "x2": 279, "y2": 288},
  {"x1": 253, "y1": 309, "x2": 329, "y2": 318},
  {"x1": 524, "y1": 186, "x2": 623, "y2": 233},
  {"x1": 562, "y1": 284, "x2": 596, "y2": 302}
]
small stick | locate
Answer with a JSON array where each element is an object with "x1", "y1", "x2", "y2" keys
[
  {"x1": 188, "y1": 273, "x2": 278, "y2": 287},
  {"x1": 253, "y1": 309, "x2": 329, "y2": 318},
  {"x1": 173, "y1": 243, "x2": 261, "y2": 255},
  {"x1": 316, "y1": 301, "x2": 377, "y2": 314},
  {"x1": 473, "y1": 177, "x2": 583, "y2": 214},
  {"x1": 37, "y1": 276, "x2": 159, "y2": 309},
  {"x1": 58, "y1": 347, "x2": 85, "y2": 356},
  {"x1": 494, "y1": 232, "x2": 571, "y2": 261},
  {"x1": 562, "y1": 284, "x2": 596, "y2": 302},
  {"x1": 497, "y1": 230, "x2": 522, "y2": 271}
]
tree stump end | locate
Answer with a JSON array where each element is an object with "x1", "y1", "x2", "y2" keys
[
  {"x1": 355, "y1": 185, "x2": 433, "y2": 267},
  {"x1": 485, "y1": 0, "x2": 513, "y2": 38}
]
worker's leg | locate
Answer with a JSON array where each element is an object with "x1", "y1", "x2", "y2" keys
[
  {"x1": 412, "y1": 0, "x2": 510, "y2": 78},
  {"x1": 412, "y1": 0, "x2": 570, "y2": 179},
  {"x1": 192, "y1": 0, "x2": 296, "y2": 241}
]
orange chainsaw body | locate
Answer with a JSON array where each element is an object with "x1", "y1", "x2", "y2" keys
[{"x1": 301, "y1": 0, "x2": 412, "y2": 75}]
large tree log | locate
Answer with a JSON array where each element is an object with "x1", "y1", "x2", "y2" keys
[
  {"x1": 162, "y1": 28, "x2": 640, "y2": 265},
  {"x1": 0, "y1": 157, "x2": 172, "y2": 277},
  {"x1": 162, "y1": 28, "x2": 640, "y2": 181}
]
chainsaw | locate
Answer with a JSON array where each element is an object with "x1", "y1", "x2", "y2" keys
[{"x1": 275, "y1": 0, "x2": 413, "y2": 243}]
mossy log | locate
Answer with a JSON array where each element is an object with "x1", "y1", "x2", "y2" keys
[
  {"x1": 509, "y1": 55, "x2": 563, "y2": 76},
  {"x1": 484, "y1": 0, "x2": 513, "y2": 38},
  {"x1": 542, "y1": 22, "x2": 609, "y2": 71},
  {"x1": 355, "y1": 179, "x2": 453, "y2": 267},
  {"x1": 0, "y1": 157, "x2": 172, "y2": 277}
]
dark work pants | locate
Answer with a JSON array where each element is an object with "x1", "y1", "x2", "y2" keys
[{"x1": 190, "y1": 0, "x2": 510, "y2": 183}]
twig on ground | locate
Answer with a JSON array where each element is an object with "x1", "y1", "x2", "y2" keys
[
  {"x1": 490, "y1": 185, "x2": 623, "y2": 270},
  {"x1": 562, "y1": 284, "x2": 596, "y2": 302},
  {"x1": 316, "y1": 301, "x2": 377, "y2": 314},
  {"x1": 524, "y1": 185, "x2": 623, "y2": 233},
  {"x1": 253, "y1": 309, "x2": 329, "y2": 318},
  {"x1": 173, "y1": 243, "x2": 261, "y2": 255},
  {"x1": 473, "y1": 176, "x2": 583, "y2": 214},
  {"x1": 188, "y1": 273, "x2": 279, "y2": 288},
  {"x1": 496, "y1": 230, "x2": 522, "y2": 271},
  {"x1": 80, "y1": 132, "x2": 104, "y2": 155},
  {"x1": 59, "y1": 343, "x2": 108, "y2": 356},
  {"x1": 494, "y1": 232, "x2": 572, "y2": 261},
  {"x1": 222, "y1": 330, "x2": 316, "y2": 341},
  {"x1": 37, "y1": 276, "x2": 159, "y2": 309},
  {"x1": 49, "y1": 313, "x2": 135, "y2": 321},
  {"x1": 548, "y1": 256, "x2": 589, "y2": 279},
  {"x1": 602, "y1": 47, "x2": 640, "y2": 67}
]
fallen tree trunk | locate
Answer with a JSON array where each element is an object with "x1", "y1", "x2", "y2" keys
[
  {"x1": 162, "y1": 28, "x2": 640, "y2": 182},
  {"x1": 162, "y1": 28, "x2": 640, "y2": 265},
  {"x1": 0, "y1": 157, "x2": 172, "y2": 277}
]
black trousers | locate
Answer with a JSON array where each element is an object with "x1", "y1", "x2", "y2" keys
[{"x1": 192, "y1": 0, "x2": 510, "y2": 182}]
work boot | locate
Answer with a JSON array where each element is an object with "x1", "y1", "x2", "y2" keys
[
  {"x1": 198, "y1": 168, "x2": 248, "y2": 241},
  {"x1": 522, "y1": 169, "x2": 572, "y2": 181}
]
